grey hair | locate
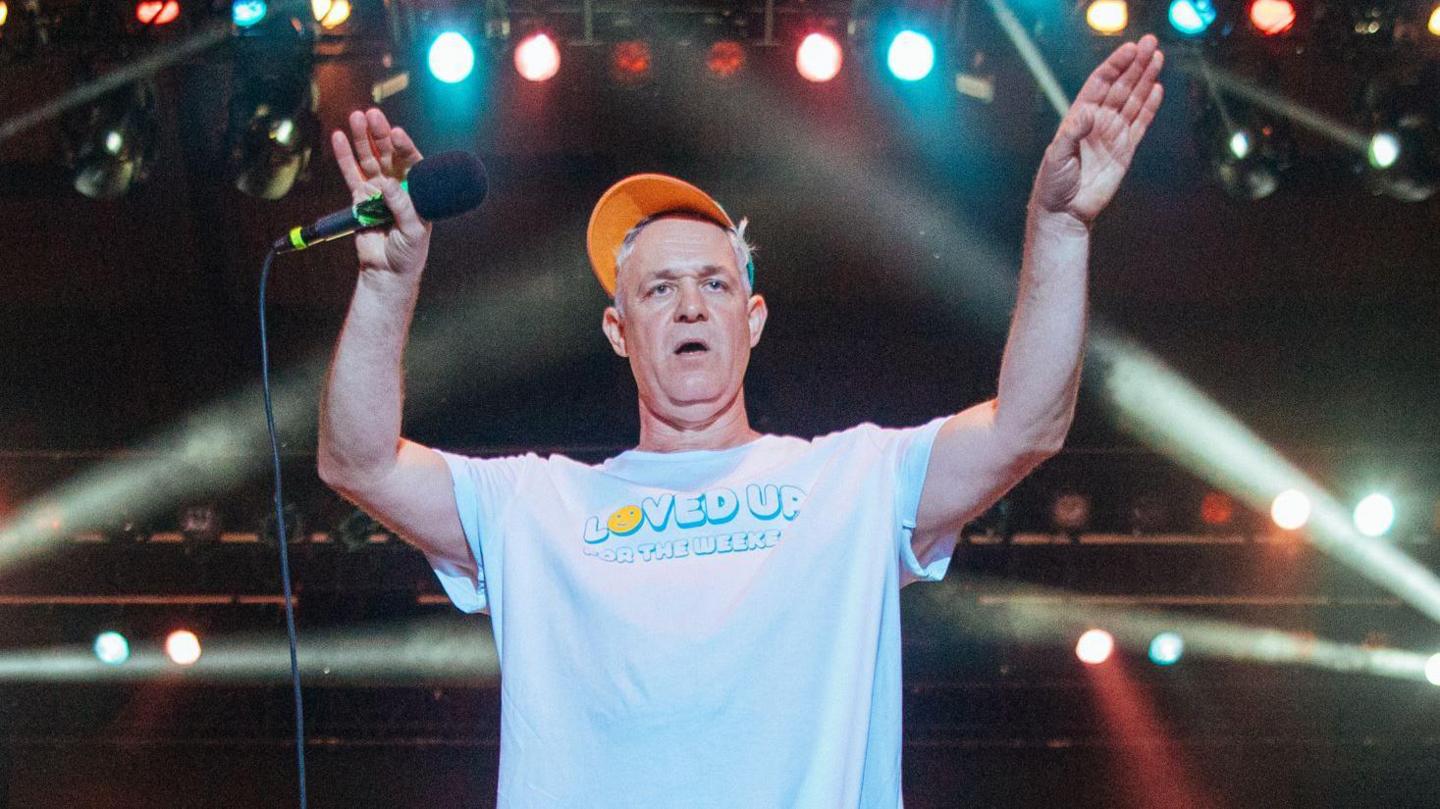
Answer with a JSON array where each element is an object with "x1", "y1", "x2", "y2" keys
[{"x1": 612, "y1": 213, "x2": 754, "y2": 314}]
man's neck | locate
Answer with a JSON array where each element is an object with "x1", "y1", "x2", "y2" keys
[{"x1": 635, "y1": 391, "x2": 761, "y2": 453}]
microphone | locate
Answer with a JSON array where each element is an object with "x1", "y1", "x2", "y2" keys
[{"x1": 275, "y1": 151, "x2": 488, "y2": 253}]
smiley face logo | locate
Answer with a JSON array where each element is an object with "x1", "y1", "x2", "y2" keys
[{"x1": 606, "y1": 505, "x2": 644, "y2": 536}]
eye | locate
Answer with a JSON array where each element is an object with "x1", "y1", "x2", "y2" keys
[
  {"x1": 703, "y1": 278, "x2": 729, "y2": 292},
  {"x1": 647, "y1": 281, "x2": 673, "y2": 297}
]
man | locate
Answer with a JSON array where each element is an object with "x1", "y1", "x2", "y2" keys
[{"x1": 318, "y1": 35, "x2": 1164, "y2": 808}]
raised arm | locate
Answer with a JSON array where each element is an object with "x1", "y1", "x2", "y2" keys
[
  {"x1": 912, "y1": 36, "x2": 1165, "y2": 546},
  {"x1": 316, "y1": 109, "x2": 472, "y2": 575}
]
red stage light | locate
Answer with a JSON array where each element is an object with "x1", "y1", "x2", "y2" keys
[
  {"x1": 1248, "y1": 0, "x2": 1296, "y2": 35},
  {"x1": 135, "y1": 0, "x2": 180, "y2": 26},
  {"x1": 1076, "y1": 629, "x2": 1115, "y2": 665},
  {"x1": 514, "y1": 32, "x2": 561, "y2": 82},
  {"x1": 796, "y1": 32, "x2": 843, "y2": 83},
  {"x1": 1200, "y1": 492, "x2": 1235, "y2": 526},
  {"x1": 612, "y1": 40, "x2": 652, "y2": 82},
  {"x1": 707, "y1": 40, "x2": 745, "y2": 78}
]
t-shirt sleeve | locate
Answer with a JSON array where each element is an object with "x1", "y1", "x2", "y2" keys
[
  {"x1": 869, "y1": 417, "x2": 955, "y2": 586},
  {"x1": 428, "y1": 449, "x2": 539, "y2": 614}
]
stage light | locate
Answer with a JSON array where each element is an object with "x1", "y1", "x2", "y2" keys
[
  {"x1": 136, "y1": 1, "x2": 180, "y2": 26},
  {"x1": 1086, "y1": 0, "x2": 1129, "y2": 35},
  {"x1": 0, "y1": 2, "x2": 8, "y2": 30},
  {"x1": 1249, "y1": 0, "x2": 1296, "y2": 35},
  {"x1": 1430, "y1": 5, "x2": 1440, "y2": 36},
  {"x1": 707, "y1": 40, "x2": 745, "y2": 78},
  {"x1": 1076, "y1": 629, "x2": 1115, "y2": 665},
  {"x1": 796, "y1": 32, "x2": 843, "y2": 83},
  {"x1": 165, "y1": 630, "x2": 202, "y2": 666},
  {"x1": 612, "y1": 40, "x2": 652, "y2": 82},
  {"x1": 1368, "y1": 131, "x2": 1399, "y2": 168},
  {"x1": 514, "y1": 32, "x2": 560, "y2": 82},
  {"x1": 93, "y1": 632, "x2": 130, "y2": 666},
  {"x1": 887, "y1": 30, "x2": 935, "y2": 82},
  {"x1": 1198, "y1": 103, "x2": 1291, "y2": 200},
  {"x1": 232, "y1": 1, "x2": 267, "y2": 29},
  {"x1": 1148, "y1": 632, "x2": 1184, "y2": 666},
  {"x1": 1271, "y1": 489, "x2": 1311, "y2": 531},
  {"x1": 311, "y1": 0, "x2": 350, "y2": 29},
  {"x1": 61, "y1": 80, "x2": 159, "y2": 200},
  {"x1": 1200, "y1": 492, "x2": 1235, "y2": 527},
  {"x1": 227, "y1": 48, "x2": 319, "y2": 200},
  {"x1": 428, "y1": 31, "x2": 477, "y2": 84},
  {"x1": 1168, "y1": 0, "x2": 1216, "y2": 36},
  {"x1": 1354, "y1": 494, "x2": 1395, "y2": 537},
  {"x1": 1051, "y1": 492, "x2": 1091, "y2": 531},
  {"x1": 1428, "y1": 653, "x2": 1440, "y2": 686}
]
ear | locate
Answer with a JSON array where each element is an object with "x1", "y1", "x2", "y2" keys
[
  {"x1": 746, "y1": 294, "x2": 768, "y2": 348},
  {"x1": 602, "y1": 305, "x2": 628, "y2": 358}
]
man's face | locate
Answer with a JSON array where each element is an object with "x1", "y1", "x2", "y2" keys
[{"x1": 602, "y1": 216, "x2": 766, "y2": 425}]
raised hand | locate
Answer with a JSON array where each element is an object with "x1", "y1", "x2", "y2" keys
[
  {"x1": 1032, "y1": 34, "x2": 1165, "y2": 226},
  {"x1": 331, "y1": 108, "x2": 431, "y2": 277}
]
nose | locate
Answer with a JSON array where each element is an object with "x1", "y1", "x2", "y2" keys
[{"x1": 674, "y1": 280, "x2": 707, "y2": 323}]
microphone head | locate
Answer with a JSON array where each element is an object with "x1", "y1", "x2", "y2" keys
[{"x1": 407, "y1": 151, "x2": 488, "y2": 221}]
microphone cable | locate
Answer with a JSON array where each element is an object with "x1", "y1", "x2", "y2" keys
[{"x1": 258, "y1": 245, "x2": 309, "y2": 809}]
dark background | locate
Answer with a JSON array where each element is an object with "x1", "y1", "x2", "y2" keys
[{"x1": 1, "y1": 1, "x2": 1438, "y2": 806}]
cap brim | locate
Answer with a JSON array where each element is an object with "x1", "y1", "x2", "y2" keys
[{"x1": 586, "y1": 174, "x2": 735, "y2": 296}]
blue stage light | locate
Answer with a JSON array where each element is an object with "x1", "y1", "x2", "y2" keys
[
  {"x1": 1169, "y1": 0, "x2": 1217, "y2": 36},
  {"x1": 428, "y1": 31, "x2": 478, "y2": 84},
  {"x1": 1148, "y1": 632, "x2": 1184, "y2": 666},
  {"x1": 231, "y1": 0, "x2": 267, "y2": 28},
  {"x1": 886, "y1": 30, "x2": 935, "y2": 82},
  {"x1": 94, "y1": 631, "x2": 130, "y2": 666}
]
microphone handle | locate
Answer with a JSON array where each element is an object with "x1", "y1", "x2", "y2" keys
[{"x1": 276, "y1": 183, "x2": 408, "y2": 253}]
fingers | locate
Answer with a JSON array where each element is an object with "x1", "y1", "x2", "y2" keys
[
  {"x1": 365, "y1": 108, "x2": 397, "y2": 177},
  {"x1": 346, "y1": 109, "x2": 381, "y2": 179},
  {"x1": 1102, "y1": 34, "x2": 1156, "y2": 112},
  {"x1": 1052, "y1": 103, "x2": 1096, "y2": 159},
  {"x1": 390, "y1": 126, "x2": 424, "y2": 172},
  {"x1": 1074, "y1": 41, "x2": 1134, "y2": 106},
  {"x1": 1129, "y1": 82, "x2": 1165, "y2": 139},
  {"x1": 331, "y1": 128, "x2": 366, "y2": 193},
  {"x1": 375, "y1": 176, "x2": 427, "y2": 235}
]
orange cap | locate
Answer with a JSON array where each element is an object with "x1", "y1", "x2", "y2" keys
[{"x1": 586, "y1": 173, "x2": 739, "y2": 296}]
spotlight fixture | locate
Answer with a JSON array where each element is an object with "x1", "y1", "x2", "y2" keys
[
  {"x1": 1353, "y1": 493, "x2": 1396, "y2": 537},
  {"x1": 227, "y1": 48, "x2": 320, "y2": 200},
  {"x1": 0, "y1": 2, "x2": 8, "y2": 31},
  {"x1": 1197, "y1": 101, "x2": 1291, "y2": 200},
  {"x1": 232, "y1": 1, "x2": 267, "y2": 29},
  {"x1": 1249, "y1": 0, "x2": 1297, "y2": 36},
  {"x1": 1361, "y1": 83, "x2": 1439, "y2": 202},
  {"x1": 1148, "y1": 632, "x2": 1184, "y2": 665},
  {"x1": 428, "y1": 31, "x2": 477, "y2": 84},
  {"x1": 612, "y1": 40, "x2": 653, "y2": 83},
  {"x1": 514, "y1": 31, "x2": 561, "y2": 82},
  {"x1": 706, "y1": 40, "x2": 745, "y2": 79},
  {"x1": 1199, "y1": 491, "x2": 1236, "y2": 528},
  {"x1": 886, "y1": 30, "x2": 936, "y2": 81},
  {"x1": 796, "y1": 32, "x2": 842, "y2": 83},
  {"x1": 1076, "y1": 629, "x2": 1115, "y2": 665},
  {"x1": 1271, "y1": 489, "x2": 1311, "y2": 531},
  {"x1": 165, "y1": 630, "x2": 202, "y2": 666},
  {"x1": 1051, "y1": 492, "x2": 1092, "y2": 532},
  {"x1": 1168, "y1": 0, "x2": 1217, "y2": 36},
  {"x1": 61, "y1": 79, "x2": 159, "y2": 200},
  {"x1": 1085, "y1": 0, "x2": 1129, "y2": 35},
  {"x1": 94, "y1": 631, "x2": 131, "y2": 666},
  {"x1": 135, "y1": 1, "x2": 180, "y2": 26},
  {"x1": 311, "y1": 0, "x2": 351, "y2": 30},
  {"x1": 178, "y1": 503, "x2": 221, "y2": 543}
]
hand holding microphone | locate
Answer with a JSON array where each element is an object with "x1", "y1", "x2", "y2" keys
[{"x1": 294, "y1": 109, "x2": 487, "y2": 278}]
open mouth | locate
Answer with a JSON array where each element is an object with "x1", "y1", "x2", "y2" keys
[{"x1": 674, "y1": 341, "x2": 710, "y2": 356}]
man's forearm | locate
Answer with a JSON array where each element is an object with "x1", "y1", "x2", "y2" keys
[
  {"x1": 317, "y1": 269, "x2": 422, "y2": 488},
  {"x1": 992, "y1": 199, "x2": 1091, "y2": 455}
]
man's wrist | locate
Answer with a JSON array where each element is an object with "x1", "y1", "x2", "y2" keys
[{"x1": 1026, "y1": 202, "x2": 1092, "y2": 240}]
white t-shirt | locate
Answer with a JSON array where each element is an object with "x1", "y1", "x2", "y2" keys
[{"x1": 428, "y1": 418, "x2": 956, "y2": 808}]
